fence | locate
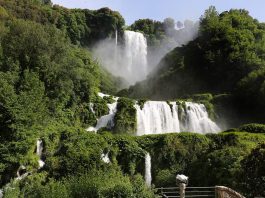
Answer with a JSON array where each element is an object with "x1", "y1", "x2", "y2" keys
[{"x1": 156, "y1": 186, "x2": 245, "y2": 198}]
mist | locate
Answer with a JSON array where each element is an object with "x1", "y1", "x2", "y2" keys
[
  {"x1": 92, "y1": 19, "x2": 199, "y2": 88},
  {"x1": 92, "y1": 31, "x2": 148, "y2": 86},
  {"x1": 148, "y1": 19, "x2": 199, "y2": 72}
]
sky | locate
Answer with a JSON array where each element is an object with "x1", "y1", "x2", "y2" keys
[{"x1": 52, "y1": 0, "x2": 265, "y2": 25}]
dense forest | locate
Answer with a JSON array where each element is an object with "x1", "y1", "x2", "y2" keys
[{"x1": 0, "y1": 1, "x2": 264, "y2": 197}]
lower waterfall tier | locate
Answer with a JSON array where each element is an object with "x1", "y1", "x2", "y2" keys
[{"x1": 87, "y1": 94, "x2": 221, "y2": 135}]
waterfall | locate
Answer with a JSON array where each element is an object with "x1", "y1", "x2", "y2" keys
[
  {"x1": 135, "y1": 101, "x2": 180, "y2": 136},
  {"x1": 181, "y1": 102, "x2": 220, "y2": 133},
  {"x1": 87, "y1": 102, "x2": 117, "y2": 132},
  {"x1": 93, "y1": 30, "x2": 148, "y2": 86},
  {"x1": 135, "y1": 101, "x2": 220, "y2": 135},
  {"x1": 145, "y1": 153, "x2": 152, "y2": 187},
  {"x1": 36, "y1": 139, "x2": 45, "y2": 168},
  {"x1": 101, "y1": 152, "x2": 110, "y2": 164},
  {"x1": 87, "y1": 93, "x2": 220, "y2": 134},
  {"x1": 115, "y1": 29, "x2": 118, "y2": 45},
  {"x1": 124, "y1": 30, "x2": 148, "y2": 83},
  {"x1": 87, "y1": 93, "x2": 118, "y2": 132}
]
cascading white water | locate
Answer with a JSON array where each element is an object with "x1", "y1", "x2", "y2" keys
[
  {"x1": 181, "y1": 102, "x2": 220, "y2": 133},
  {"x1": 123, "y1": 30, "x2": 148, "y2": 83},
  {"x1": 87, "y1": 102, "x2": 117, "y2": 132},
  {"x1": 36, "y1": 139, "x2": 45, "y2": 168},
  {"x1": 87, "y1": 94, "x2": 220, "y2": 187},
  {"x1": 135, "y1": 101, "x2": 180, "y2": 136},
  {"x1": 87, "y1": 93, "x2": 220, "y2": 134},
  {"x1": 87, "y1": 93, "x2": 118, "y2": 132},
  {"x1": 93, "y1": 30, "x2": 148, "y2": 86},
  {"x1": 101, "y1": 152, "x2": 110, "y2": 164},
  {"x1": 136, "y1": 101, "x2": 220, "y2": 135},
  {"x1": 115, "y1": 30, "x2": 118, "y2": 45},
  {"x1": 145, "y1": 153, "x2": 152, "y2": 187}
]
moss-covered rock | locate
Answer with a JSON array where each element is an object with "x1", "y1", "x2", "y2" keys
[
  {"x1": 176, "y1": 101, "x2": 187, "y2": 123},
  {"x1": 103, "y1": 95, "x2": 115, "y2": 104},
  {"x1": 166, "y1": 101, "x2": 173, "y2": 113},
  {"x1": 138, "y1": 99, "x2": 147, "y2": 110},
  {"x1": 113, "y1": 97, "x2": 137, "y2": 134},
  {"x1": 190, "y1": 93, "x2": 213, "y2": 101}
]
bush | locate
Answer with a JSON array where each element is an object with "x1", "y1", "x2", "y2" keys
[
  {"x1": 113, "y1": 98, "x2": 137, "y2": 134},
  {"x1": 190, "y1": 93, "x2": 213, "y2": 101},
  {"x1": 17, "y1": 169, "x2": 155, "y2": 198},
  {"x1": 92, "y1": 96, "x2": 109, "y2": 118},
  {"x1": 238, "y1": 123, "x2": 265, "y2": 133},
  {"x1": 241, "y1": 143, "x2": 265, "y2": 197}
]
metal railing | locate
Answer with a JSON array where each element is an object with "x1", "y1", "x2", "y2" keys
[
  {"x1": 156, "y1": 186, "x2": 245, "y2": 198},
  {"x1": 156, "y1": 187, "x2": 216, "y2": 198}
]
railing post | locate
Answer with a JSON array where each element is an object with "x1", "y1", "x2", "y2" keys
[
  {"x1": 176, "y1": 174, "x2": 188, "y2": 198},
  {"x1": 179, "y1": 183, "x2": 186, "y2": 198}
]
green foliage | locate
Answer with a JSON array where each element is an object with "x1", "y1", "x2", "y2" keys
[
  {"x1": 92, "y1": 96, "x2": 109, "y2": 118},
  {"x1": 16, "y1": 169, "x2": 155, "y2": 198},
  {"x1": 129, "y1": 17, "x2": 198, "y2": 49},
  {"x1": 241, "y1": 143, "x2": 265, "y2": 197},
  {"x1": 0, "y1": 3, "x2": 265, "y2": 197},
  {"x1": 190, "y1": 93, "x2": 213, "y2": 101},
  {"x1": 238, "y1": 123, "x2": 265, "y2": 133},
  {"x1": 0, "y1": 17, "x2": 105, "y2": 184},
  {"x1": 3, "y1": 181, "x2": 20, "y2": 198},
  {"x1": 2, "y1": 130, "x2": 265, "y2": 197},
  {"x1": 99, "y1": 73, "x2": 128, "y2": 95},
  {"x1": 155, "y1": 169, "x2": 176, "y2": 187},
  {"x1": 66, "y1": 170, "x2": 135, "y2": 198},
  {"x1": 190, "y1": 147, "x2": 245, "y2": 188},
  {"x1": 236, "y1": 68, "x2": 265, "y2": 121},
  {"x1": 130, "y1": 174, "x2": 156, "y2": 198},
  {"x1": 0, "y1": 1, "x2": 125, "y2": 46},
  {"x1": 128, "y1": 7, "x2": 265, "y2": 124},
  {"x1": 0, "y1": 1, "x2": 125, "y2": 188},
  {"x1": 103, "y1": 96, "x2": 115, "y2": 104},
  {"x1": 129, "y1": 19, "x2": 165, "y2": 47},
  {"x1": 113, "y1": 98, "x2": 137, "y2": 134},
  {"x1": 45, "y1": 130, "x2": 108, "y2": 178}
]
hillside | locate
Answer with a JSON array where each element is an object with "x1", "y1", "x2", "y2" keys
[
  {"x1": 124, "y1": 7, "x2": 265, "y2": 125},
  {"x1": 0, "y1": 1, "x2": 264, "y2": 198}
]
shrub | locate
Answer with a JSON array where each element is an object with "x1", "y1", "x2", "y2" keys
[
  {"x1": 238, "y1": 123, "x2": 265, "y2": 133},
  {"x1": 241, "y1": 143, "x2": 265, "y2": 197},
  {"x1": 113, "y1": 98, "x2": 137, "y2": 134}
]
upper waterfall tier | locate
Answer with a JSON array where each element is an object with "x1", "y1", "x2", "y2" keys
[
  {"x1": 124, "y1": 30, "x2": 148, "y2": 83},
  {"x1": 93, "y1": 30, "x2": 148, "y2": 86}
]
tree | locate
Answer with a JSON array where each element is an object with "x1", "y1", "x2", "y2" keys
[{"x1": 241, "y1": 144, "x2": 265, "y2": 197}]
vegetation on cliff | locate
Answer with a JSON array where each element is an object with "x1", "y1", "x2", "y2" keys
[
  {"x1": 0, "y1": 1, "x2": 264, "y2": 198},
  {"x1": 126, "y1": 7, "x2": 265, "y2": 124}
]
